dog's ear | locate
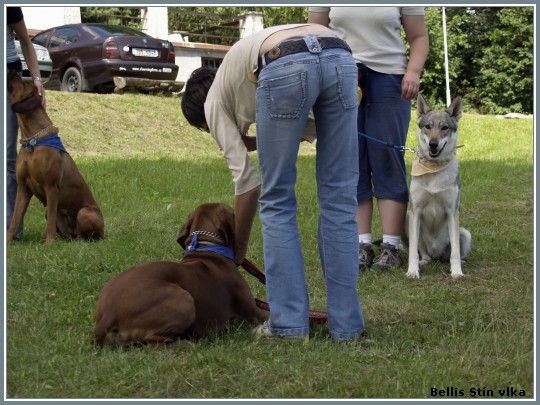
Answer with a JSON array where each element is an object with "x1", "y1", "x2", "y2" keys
[
  {"x1": 6, "y1": 70, "x2": 19, "y2": 93},
  {"x1": 11, "y1": 85, "x2": 42, "y2": 114},
  {"x1": 446, "y1": 96, "x2": 463, "y2": 121},
  {"x1": 416, "y1": 94, "x2": 431, "y2": 119},
  {"x1": 177, "y1": 212, "x2": 194, "y2": 249},
  {"x1": 217, "y1": 204, "x2": 235, "y2": 250}
]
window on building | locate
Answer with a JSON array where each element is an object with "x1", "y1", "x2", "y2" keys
[{"x1": 202, "y1": 58, "x2": 223, "y2": 69}]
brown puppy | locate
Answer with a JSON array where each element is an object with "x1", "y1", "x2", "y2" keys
[
  {"x1": 7, "y1": 71, "x2": 104, "y2": 244},
  {"x1": 94, "y1": 203, "x2": 267, "y2": 345}
]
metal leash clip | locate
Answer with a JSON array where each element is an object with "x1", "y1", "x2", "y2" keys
[{"x1": 399, "y1": 146, "x2": 417, "y2": 153}]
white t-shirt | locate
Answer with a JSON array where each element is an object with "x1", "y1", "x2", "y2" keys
[
  {"x1": 204, "y1": 24, "x2": 328, "y2": 195},
  {"x1": 309, "y1": 6, "x2": 425, "y2": 74}
]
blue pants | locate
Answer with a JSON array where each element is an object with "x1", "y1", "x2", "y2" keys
[
  {"x1": 357, "y1": 68, "x2": 410, "y2": 203},
  {"x1": 6, "y1": 83, "x2": 23, "y2": 239},
  {"x1": 256, "y1": 38, "x2": 364, "y2": 340}
]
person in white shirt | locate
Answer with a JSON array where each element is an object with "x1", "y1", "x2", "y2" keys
[{"x1": 309, "y1": 7, "x2": 429, "y2": 270}]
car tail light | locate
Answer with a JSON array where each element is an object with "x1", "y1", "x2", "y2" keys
[
  {"x1": 103, "y1": 38, "x2": 120, "y2": 59},
  {"x1": 168, "y1": 43, "x2": 176, "y2": 63}
]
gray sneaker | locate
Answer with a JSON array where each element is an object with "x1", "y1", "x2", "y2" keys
[
  {"x1": 371, "y1": 243, "x2": 402, "y2": 270},
  {"x1": 359, "y1": 243, "x2": 375, "y2": 270}
]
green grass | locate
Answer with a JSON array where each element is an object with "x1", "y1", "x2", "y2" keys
[{"x1": 6, "y1": 91, "x2": 534, "y2": 399}]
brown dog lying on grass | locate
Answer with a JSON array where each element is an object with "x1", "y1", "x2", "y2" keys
[
  {"x1": 7, "y1": 71, "x2": 104, "y2": 244},
  {"x1": 94, "y1": 203, "x2": 267, "y2": 345}
]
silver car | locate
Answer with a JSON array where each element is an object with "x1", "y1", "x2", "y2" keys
[{"x1": 15, "y1": 39, "x2": 52, "y2": 83}]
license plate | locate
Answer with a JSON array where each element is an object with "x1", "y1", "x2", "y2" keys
[{"x1": 132, "y1": 48, "x2": 158, "y2": 58}]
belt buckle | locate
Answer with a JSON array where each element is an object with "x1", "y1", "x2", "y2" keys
[
  {"x1": 318, "y1": 38, "x2": 326, "y2": 49},
  {"x1": 267, "y1": 47, "x2": 281, "y2": 61}
]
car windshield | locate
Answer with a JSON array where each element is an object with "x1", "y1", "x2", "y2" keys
[{"x1": 87, "y1": 24, "x2": 151, "y2": 38}]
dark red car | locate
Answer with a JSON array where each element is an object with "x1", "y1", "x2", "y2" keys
[{"x1": 31, "y1": 23, "x2": 179, "y2": 93}]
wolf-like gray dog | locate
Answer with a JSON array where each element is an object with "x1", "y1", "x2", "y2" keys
[{"x1": 403, "y1": 94, "x2": 472, "y2": 278}]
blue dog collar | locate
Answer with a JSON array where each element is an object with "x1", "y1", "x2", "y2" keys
[
  {"x1": 22, "y1": 133, "x2": 67, "y2": 153},
  {"x1": 184, "y1": 233, "x2": 235, "y2": 262}
]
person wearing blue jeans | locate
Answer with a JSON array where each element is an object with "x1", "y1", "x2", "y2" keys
[
  {"x1": 6, "y1": 6, "x2": 46, "y2": 239},
  {"x1": 181, "y1": 24, "x2": 364, "y2": 341}
]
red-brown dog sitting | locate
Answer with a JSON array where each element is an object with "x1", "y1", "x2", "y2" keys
[
  {"x1": 7, "y1": 71, "x2": 104, "y2": 244},
  {"x1": 94, "y1": 203, "x2": 267, "y2": 345}
]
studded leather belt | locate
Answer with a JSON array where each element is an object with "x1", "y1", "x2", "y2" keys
[{"x1": 262, "y1": 36, "x2": 351, "y2": 66}]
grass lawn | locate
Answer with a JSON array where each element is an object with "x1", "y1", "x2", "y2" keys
[{"x1": 5, "y1": 90, "x2": 534, "y2": 400}]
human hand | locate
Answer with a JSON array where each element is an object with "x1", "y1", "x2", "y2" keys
[
  {"x1": 401, "y1": 72, "x2": 420, "y2": 100},
  {"x1": 33, "y1": 78, "x2": 46, "y2": 109}
]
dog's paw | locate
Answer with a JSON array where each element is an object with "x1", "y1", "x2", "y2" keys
[
  {"x1": 406, "y1": 269, "x2": 420, "y2": 279},
  {"x1": 450, "y1": 261, "x2": 464, "y2": 278},
  {"x1": 450, "y1": 270, "x2": 464, "y2": 279},
  {"x1": 419, "y1": 258, "x2": 431, "y2": 267}
]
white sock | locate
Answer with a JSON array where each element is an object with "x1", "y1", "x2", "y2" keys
[
  {"x1": 382, "y1": 234, "x2": 400, "y2": 250},
  {"x1": 358, "y1": 233, "x2": 372, "y2": 245}
]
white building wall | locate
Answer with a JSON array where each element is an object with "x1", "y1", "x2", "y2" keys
[
  {"x1": 175, "y1": 53, "x2": 204, "y2": 84},
  {"x1": 63, "y1": 7, "x2": 81, "y2": 24},
  {"x1": 173, "y1": 48, "x2": 228, "y2": 83},
  {"x1": 21, "y1": 6, "x2": 81, "y2": 31},
  {"x1": 239, "y1": 12, "x2": 264, "y2": 39},
  {"x1": 141, "y1": 7, "x2": 169, "y2": 40}
]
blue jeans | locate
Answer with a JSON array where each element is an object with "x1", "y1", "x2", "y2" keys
[
  {"x1": 256, "y1": 38, "x2": 364, "y2": 340},
  {"x1": 6, "y1": 82, "x2": 23, "y2": 239}
]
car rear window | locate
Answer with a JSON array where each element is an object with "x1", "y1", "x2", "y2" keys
[{"x1": 87, "y1": 24, "x2": 151, "y2": 38}]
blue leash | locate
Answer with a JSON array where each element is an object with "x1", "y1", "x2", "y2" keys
[{"x1": 358, "y1": 131, "x2": 415, "y2": 153}]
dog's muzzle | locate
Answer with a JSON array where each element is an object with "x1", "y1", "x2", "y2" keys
[{"x1": 429, "y1": 140, "x2": 447, "y2": 157}]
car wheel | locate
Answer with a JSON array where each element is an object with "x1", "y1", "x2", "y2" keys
[{"x1": 61, "y1": 67, "x2": 83, "y2": 92}]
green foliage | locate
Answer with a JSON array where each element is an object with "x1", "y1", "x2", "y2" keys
[
  {"x1": 259, "y1": 7, "x2": 308, "y2": 25},
  {"x1": 421, "y1": 6, "x2": 533, "y2": 113},
  {"x1": 168, "y1": 7, "x2": 246, "y2": 45},
  {"x1": 476, "y1": 8, "x2": 534, "y2": 114},
  {"x1": 420, "y1": 8, "x2": 446, "y2": 109},
  {"x1": 6, "y1": 90, "x2": 534, "y2": 399},
  {"x1": 167, "y1": 7, "x2": 308, "y2": 45},
  {"x1": 80, "y1": 7, "x2": 142, "y2": 28}
]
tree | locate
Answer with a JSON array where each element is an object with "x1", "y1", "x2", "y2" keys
[
  {"x1": 421, "y1": 6, "x2": 533, "y2": 114},
  {"x1": 259, "y1": 7, "x2": 308, "y2": 26},
  {"x1": 476, "y1": 7, "x2": 533, "y2": 113},
  {"x1": 81, "y1": 7, "x2": 143, "y2": 28}
]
